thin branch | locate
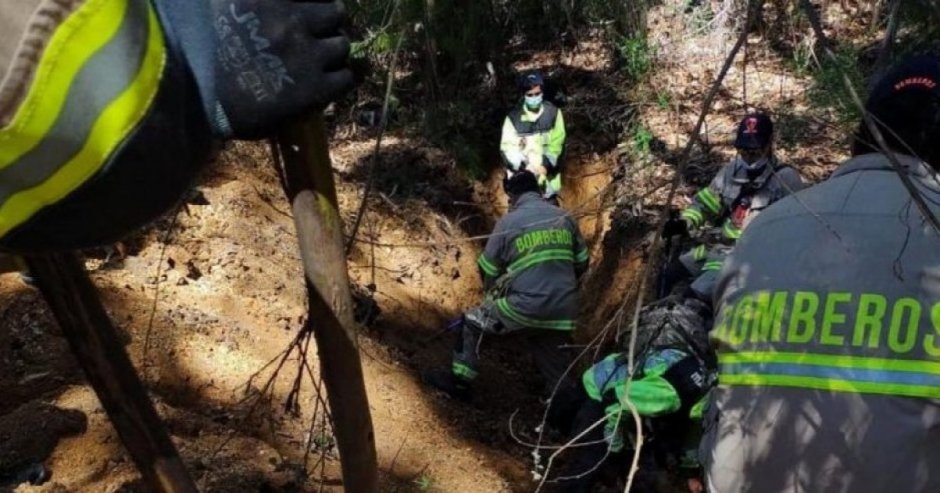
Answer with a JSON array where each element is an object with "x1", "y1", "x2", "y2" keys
[
  {"x1": 142, "y1": 208, "x2": 182, "y2": 379},
  {"x1": 346, "y1": 23, "x2": 406, "y2": 254},
  {"x1": 799, "y1": 0, "x2": 940, "y2": 235},
  {"x1": 621, "y1": 2, "x2": 759, "y2": 491},
  {"x1": 872, "y1": 0, "x2": 902, "y2": 74}
]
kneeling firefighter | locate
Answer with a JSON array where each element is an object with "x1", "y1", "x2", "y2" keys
[
  {"x1": 554, "y1": 296, "x2": 717, "y2": 493},
  {"x1": 423, "y1": 170, "x2": 589, "y2": 428},
  {"x1": 0, "y1": 0, "x2": 353, "y2": 252}
]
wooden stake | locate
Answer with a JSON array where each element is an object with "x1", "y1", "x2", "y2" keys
[
  {"x1": 272, "y1": 113, "x2": 379, "y2": 492},
  {"x1": 24, "y1": 252, "x2": 196, "y2": 493}
]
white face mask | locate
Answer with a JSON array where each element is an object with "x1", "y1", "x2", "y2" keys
[{"x1": 524, "y1": 94, "x2": 543, "y2": 109}]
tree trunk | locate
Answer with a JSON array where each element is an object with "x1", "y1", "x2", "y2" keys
[{"x1": 272, "y1": 114, "x2": 379, "y2": 492}]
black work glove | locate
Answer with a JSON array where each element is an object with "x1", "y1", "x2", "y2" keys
[
  {"x1": 662, "y1": 215, "x2": 690, "y2": 239},
  {"x1": 158, "y1": 0, "x2": 354, "y2": 139}
]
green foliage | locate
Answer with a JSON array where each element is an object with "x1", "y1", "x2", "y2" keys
[
  {"x1": 633, "y1": 125, "x2": 654, "y2": 156},
  {"x1": 351, "y1": 31, "x2": 403, "y2": 60},
  {"x1": 623, "y1": 122, "x2": 655, "y2": 164},
  {"x1": 413, "y1": 473, "x2": 435, "y2": 491},
  {"x1": 807, "y1": 45, "x2": 866, "y2": 128},
  {"x1": 790, "y1": 40, "x2": 814, "y2": 76},
  {"x1": 618, "y1": 35, "x2": 654, "y2": 81},
  {"x1": 656, "y1": 91, "x2": 671, "y2": 110},
  {"x1": 422, "y1": 103, "x2": 488, "y2": 179},
  {"x1": 773, "y1": 110, "x2": 813, "y2": 151},
  {"x1": 311, "y1": 432, "x2": 335, "y2": 450},
  {"x1": 892, "y1": 2, "x2": 940, "y2": 59}
]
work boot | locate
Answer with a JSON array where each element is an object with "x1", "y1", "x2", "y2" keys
[{"x1": 422, "y1": 369, "x2": 471, "y2": 402}]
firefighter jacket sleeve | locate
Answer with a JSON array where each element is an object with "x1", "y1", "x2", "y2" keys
[
  {"x1": 0, "y1": 0, "x2": 353, "y2": 252},
  {"x1": 681, "y1": 168, "x2": 727, "y2": 230},
  {"x1": 477, "y1": 220, "x2": 507, "y2": 291},
  {"x1": 773, "y1": 165, "x2": 806, "y2": 194},
  {"x1": 544, "y1": 109, "x2": 566, "y2": 168},
  {"x1": 500, "y1": 116, "x2": 526, "y2": 170},
  {"x1": 582, "y1": 353, "x2": 683, "y2": 418}
]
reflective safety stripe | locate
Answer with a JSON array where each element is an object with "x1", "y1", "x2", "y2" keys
[
  {"x1": 477, "y1": 254, "x2": 500, "y2": 276},
  {"x1": 722, "y1": 221, "x2": 742, "y2": 239},
  {"x1": 695, "y1": 188, "x2": 721, "y2": 215},
  {"x1": 681, "y1": 208, "x2": 704, "y2": 226},
  {"x1": 575, "y1": 248, "x2": 589, "y2": 263},
  {"x1": 702, "y1": 260, "x2": 723, "y2": 272},
  {"x1": 0, "y1": 0, "x2": 165, "y2": 238},
  {"x1": 507, "y1": 248, "x2": 574, "y2": 273},
  {"x1": 689, "y1": 397, "x2": 707, "y2": 420},
  {"x1": 692, "y1": 244, "x2": 707, "y2": 261},
  {"x1": 452, "y1": 361, "x2": 478, "y2": 380},
  {"x1": 495, "y1": 297, "x2": 575, "y2": 330},
  {"x1": 720, "y1": 351, "x2": 940, "y2": 399}
]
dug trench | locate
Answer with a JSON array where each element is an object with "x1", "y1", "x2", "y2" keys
[{"x1": 0, "y1": 90, "x2": 652, "y2": 493}]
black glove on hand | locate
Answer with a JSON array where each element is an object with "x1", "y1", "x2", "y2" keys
[
  {"x1": 158, "y1": 0, "x2": 354, "y2": 139},
  {"x1": 212, "y1": 0, "x2": 353, "y2": 138},
  {"x1": 662, "y1": 215, "x2": 689, "y2": 239}
]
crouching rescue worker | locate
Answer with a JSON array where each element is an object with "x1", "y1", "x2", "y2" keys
[
  {"x1": 500, "y1": 71, "x2": 567, "y2": 204},
  {"x1": 555, "y1": 297, "x2": 716, "y2": 493},
  {"x1": 0, "y1": 0, "x2": 352, "y2": 252},
  {"x1": 702, "y1": 53, "x2": 940, "y2": 492},
  {"x1": 661, "y1": 113, "x2": 804, "y2": 300},
  {"x1": 423, "y1": 170, "x2": 588, "y2": 426}
]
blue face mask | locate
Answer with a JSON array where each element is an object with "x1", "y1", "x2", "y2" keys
[{"x1": 524, "y1": 94, "x2": 543, "y2": 109}]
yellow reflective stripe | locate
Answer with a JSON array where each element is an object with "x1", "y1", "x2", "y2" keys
[
  {"x1": 720, "y1": 351, "x2": 940, "y2": 375},
  {"x1": 495, "y1": 297, "x2": 575, "y2": 330},
  {"x1": 575, "y1": 248, "x2": 589, "y2": 263},
  {"x1": 702, "y1": 260, "x2": 723, "y2": 271},
  {"x1": 452, "y1": 361, "x2": 478, "y2": 380},
  {"x1": 477, "y1": 254, "x2": 500, "y2": 276},
  {"x1": 692, "y1": 244, "x2": 707, "y2": 260},
  {"x1": 720, "y1": 373, "x2": 940, "y2": 399},
  {"x1": 0, "y1": 0, "x2": 126, "y2": 163},
  {"x1": 720, "y1": 351, "x2": 940, "y2": 399},
  {"x1": 507, "y1": 248, "x2": 574, "y2": 273},
  {"x1": 0, "y1": 1, "x2": 165, "y2": 238},
  {"x1": 681, "y1": 208, "x2": 703, "y2": 226},
  {"x1": 695, "y1": 188, "x2": 721, "y2": 214},
  {"x1": 722, "y1": 221, "x2": 742, "y2": 239}
]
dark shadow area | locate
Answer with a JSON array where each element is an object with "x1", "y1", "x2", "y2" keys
[
  {"x1": 0, "y1": 401, "x2": 87, "y2": 488},
  {"x1": 370, "y1": 316, "x2": 550, "y2": 491},
  {"x1": 341, "y1": 142, "x2": 492, "y2": 239},
  {"x1": 0, "y1": 286, "x2": 81, "y2": 416}
]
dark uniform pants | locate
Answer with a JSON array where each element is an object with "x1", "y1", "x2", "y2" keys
[{"x1": 451, "y1": 302, "x2": 581, "y2": 429}]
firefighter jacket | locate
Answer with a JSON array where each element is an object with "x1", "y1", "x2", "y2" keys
[
  {"x1": 681, "y1": 157, "x2": 804, "y2": 250},
  {"x1": 476, "y1": 192, "x2": 588, "y2": 331},
  {"x1": 703, "y1": 153, "x2": 940, "y2": 492},
  {"x1": 0, "y1": 0, "x2": 213, "y2": 252},
  {"x1": 583, "y1": 349, "x2": 712, "y2": 454},
  {"x1": 500, "y1": 101, "x2": 566, "y2": 170},
  {"x1": 584, "y1": 297, "x2": 715, "y2": 456}
]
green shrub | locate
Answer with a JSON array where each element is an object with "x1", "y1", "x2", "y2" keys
[{"x1": 618, "y1": 35, "x2": 654, "y2": 81}]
